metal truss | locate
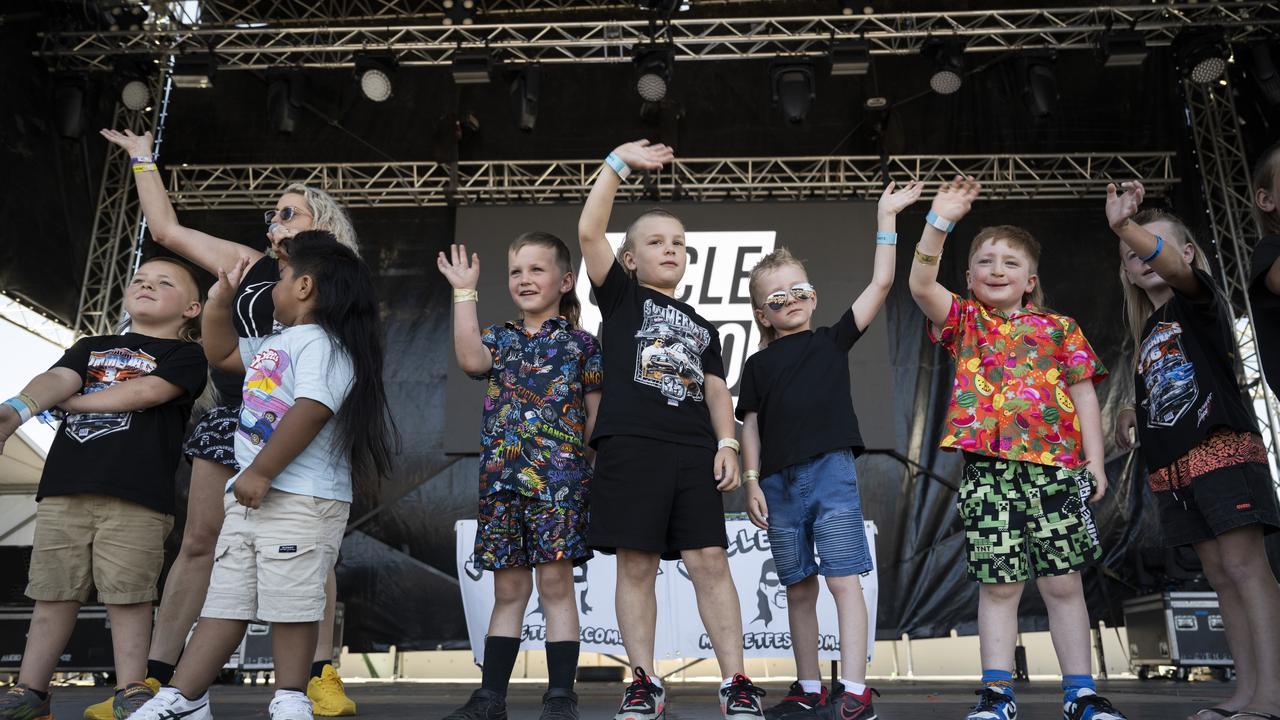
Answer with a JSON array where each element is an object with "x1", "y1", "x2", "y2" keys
[
  {"x1": 39, "y1": 3, "x2": 1280, "y2": 71},
  {"x1": 0, "y1": 294, "x2": 76, "y2": 349},
  {"x1": 158, "y1": 152, "x2": 1176, "y2": 209},
  {"x1": 198, "y1": 0, "x2": 656, "y2": 25},
  {"x1": 74, "y1": 74, "x2": 172, "y2": 337},
  {"x1": 1184, "y1": 77, "x2": 1280, "y2": 483}
]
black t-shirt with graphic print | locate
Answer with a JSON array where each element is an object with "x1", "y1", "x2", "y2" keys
[
  {"x1": 736, "y1": 307, "x2": 866, "y2": 477},
  {"x1": 210, "y1": 255, "x2": 280, "y2": 402},
  {"x1": 1133, "y1": 268, "x2": 1258, "y2": 470},
  {"x1": 38, "y1": 333, "x2": 208, "y2": 514},
  {"x1": 589, "y1": 260, "x2": 726, "y2": 449},
  {"x1": 1248, "y1": 234, "x2": 1280, "y2": 398}
]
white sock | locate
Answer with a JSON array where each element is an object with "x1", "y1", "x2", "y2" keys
[
  {"x1": 839, "y1": 679, "x2": 866, "y2": 696},
  {"x1": 798, "y1": 679, "x2": 822, "y2": 694},
  {"x1": 274, "y1": 689, "x2": 307, "y2": 700},
  {"x1": 721, "y1": 677, "x2": 734, "y2": 689},
  {"x1": 649, "y1": 675, "x2": 663, "y2": 690}
]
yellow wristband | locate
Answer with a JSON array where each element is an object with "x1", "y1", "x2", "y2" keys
[
  {"x1": 913, "y1": 245, "x2": 941, "y2": 265},
  {"x1": 452, "y1": 289, "x2": 478, "y2": 303},
  {"x1": 132, "y1": 162, "x2": 157, "y2": 174}
]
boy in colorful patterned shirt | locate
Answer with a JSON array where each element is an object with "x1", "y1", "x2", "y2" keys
[{"x1": 909, "y1": 177, "x2": 1128, "y2": 720}]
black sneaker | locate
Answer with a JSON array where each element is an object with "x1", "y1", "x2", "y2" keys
[
  {"x1": 967, "y1": 686, "x2": 1018, "y2": 720},
  {"x1": 720, "y1": 674, "x2": 766, "y2": 720},
  {"x1": 763, "y1": 682, "x2": 826, "y2": 720},
  {"x1": 1063, "y1": 691, "x2": 1127, "y2": 720},
  {"x1": 807, "y1": 682, "x2": 879, "y2": 720},
  {"x1": 539, "y1": 688, "x2": 579, "y2": 720},
  {"x1": 614, "y1": 667, "x2": 665, "y2": 720},
  {"x1": 442, "y1": 688, "x2": 508, "y2": 720}
]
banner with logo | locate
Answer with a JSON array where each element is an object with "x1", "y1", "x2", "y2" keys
[{"x1": 456, "y1": 519, "x2": 876, "y2": 664}]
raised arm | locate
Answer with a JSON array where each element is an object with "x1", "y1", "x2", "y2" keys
[
  {"x1": 1106, "y1": 181, "x2": 1204, "y2": 299},
  {"x1": 202, "y1": 256, "x2": 251, "y2": 374},
  {"x1": 436, "y1": 244, "x2": 491, "y2": 376},
  {"x1": 0, "y1": 368, "x2": 84, "y2": 453},
  {"x1": 910, "y1": 176, "x2": 981, "y2": 326},
  {"x1": 100, "y1": 129, "x2": 262, "y2": 274},
  {"x1": 577, "y1": 140, "x2": 674, "y2": 286},
  {"x1": 851, "y1": 181, "x2": 923, "y2": 331}
]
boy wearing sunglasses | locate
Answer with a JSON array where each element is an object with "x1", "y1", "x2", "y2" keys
[{"x1": 738, "y1": 181, "x2": 922, "y2": 720}]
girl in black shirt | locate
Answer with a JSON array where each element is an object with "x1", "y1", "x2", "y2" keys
[{"x1": 1110, "y1": 182, "x2": 1280, "y2": 720}]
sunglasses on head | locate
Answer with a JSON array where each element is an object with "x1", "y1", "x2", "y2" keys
[
  {"x1": 761, "y1": 283, "x2": 816, "y2": 311},
  {"x1": 263, "y1": 206, "x2": 311, "y2": 225}
]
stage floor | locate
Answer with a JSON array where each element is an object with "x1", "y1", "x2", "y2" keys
[{"x1": 44, "y1": 678, "x2": 1240, "y2": 719}]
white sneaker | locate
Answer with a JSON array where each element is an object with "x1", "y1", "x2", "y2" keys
[
  {"x1": 269, "y1": 690, "x2": 314, "y2": 720},
  {"x1": 125, "y1": 686, "x2": 212, "y2": 720}
]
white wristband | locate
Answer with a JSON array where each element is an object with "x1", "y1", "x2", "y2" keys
[{"x1": 605, "y1": 152, "x2": 632, "y2": 181}]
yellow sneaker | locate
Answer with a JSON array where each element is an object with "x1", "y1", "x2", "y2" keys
[
  {"x1": 307, "y1": 664, "x2": 356, "y2": 717},
  {"x1": 82, "y1": 677, "x2": 161, "y2": 720}
]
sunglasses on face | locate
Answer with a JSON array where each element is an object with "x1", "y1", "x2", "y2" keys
[
  {"x1": 761, "y1": 283, "x2": 816, "y2": 311},
  {"x1": 263, "y1": 206, "x2": 311, "y2": 225}
]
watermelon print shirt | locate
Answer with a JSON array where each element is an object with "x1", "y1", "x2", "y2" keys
[{"x1": 927, "y1": 294, "x2": 1107, "y2": 469}]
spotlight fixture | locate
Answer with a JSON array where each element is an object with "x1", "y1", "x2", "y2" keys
[
  {"x1": 771, "y1": 59, "x2": 816, "y2": 124},
  {"x1": 634, "y1": 0, "x2": 685, "y2": 12},
  {"x1": 634, "y1": 44, "x2": 674, "y2": 103},
  {"x1": 1176, "y1": 29, "x2": 1230, "y2": 85},
  {"x1": 442, "y1": 0, "x2": 476, "y2": 26},
  {"x1": 452, "y1": 48, "x2": 493, "y2": 85},
  {"x1": 836, "y1": 0, "x2": 858, "y2": 14},
  {"x1": 355, "y1": 53, "x2": 397, "y2": 102},
  {"x1": 923, "y1": 39, "x2": 964, "y2": 95},
  {"x1": 509, "y1": 65, "x2": 541, "y2": 132},
  {"x1": 120, "y1": 79, "x2": 151, "y2": 110},
  {"x1": 267, "y1": 72, "x2": 303, "y2": 134},
  {"x1": 114, "y1": 58, "x2": 153, "y2": 111},
  {"x1": 171, "y1": 52, "x2": 216, "y2": 89},
  {"x1": 107, "y1": 2, "x2": 148, "y2": 31},
  {"x1": 830, "y1": 39, "x2": 871, "y2": 76},
  {"x1": 1022, "y1": 54, "x2": 1058, "y2": 118},
  {"x1": 1099, "y1": 30, "x2": 1147, "y2": 68}
]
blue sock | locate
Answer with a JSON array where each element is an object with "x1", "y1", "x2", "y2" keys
[
  {"x1": 1062, "y1": 674, "x2": 1095, "y2": 700},
  {"x1": 981, "y1": 669, "x2": 1014, "y2": 697}
]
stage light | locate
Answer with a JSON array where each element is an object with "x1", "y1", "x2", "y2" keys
[
  {"x1": 635, "y1": 0, "x2": 685, "y2": 12},
  {"x1": 107, "y1": 2, "x2": 148, "y2": 31},
  {"x1": 1100, "y1": 30, "x2": 1147, "y2": 68},
  {"x1": 836, "y1": 0, "x2": 858, "y2": 15},
  {"x1": 1176, "y1": 29, "x2": 1230, "y2": 84},
  {"x1": 171, "y1": 52, "x2": 216, "y2": 89},
  {"x1": 634, "y1": 44, "x2": 674, "y2": 102},
  {"x1": 771, "y1": 60, "x2": 815, "y2": 124},
  {"x1": 830, "y1": 39, "x2": 871, "y2": 76},
  {"x1": 442, "y1": 0, "x2": 476, "y2": 26},
  {"x1": 509, "y1": 65, "x2": 540, "y2": 132},
  {"x1": 267, "y1": 73, "x2": 302, "y2": 134},
  {"x1": 120, "y1": 79, "x2": 150, "y2": 110},
  {"x1": 924, "y1": 39, "x2": 964, "y2": 95},
  {"x1": 355, "y1": 53, "x2": 397, "y2": 102},
  {"x1": 1022, "y1": 55, "x2": 1058, "y2": 118},
  {"x1": 452, "y1": 48, "x2": 493, "y2": 85},
  {"x1": 1249, "y1": 43, "x2": 1280, "y2": 106}
]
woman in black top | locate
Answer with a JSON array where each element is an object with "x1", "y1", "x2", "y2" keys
[
  {"x1": 1110, "y1": 181, "x2": 1280, "y2": 720},
  {"x1": 97, "y1": 128, "x2": 361, "y2": 717}
]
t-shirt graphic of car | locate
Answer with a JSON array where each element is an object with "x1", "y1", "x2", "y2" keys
[
  {"x1": 1139, "y1": 321, "x2": 1199, "y2": 428},
  {"x1": 238, "y1": 387, "x2": 290, "y2": 446}
]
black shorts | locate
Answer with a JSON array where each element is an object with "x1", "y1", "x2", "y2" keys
[
  {"x1": 587, "y1": 435, "x2": 727, "y2": 560},
  {"x1": 1156, "y1": 461, "x2": 1280, "y2": 547},
  {"x1": 182, "y1": 404, "x2": 240, "y2": 468}
]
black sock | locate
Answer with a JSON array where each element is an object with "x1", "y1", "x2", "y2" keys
[
  {"x1": 147, "y1": 659, "x2": 176, "y2": 685},
  {"x1": 27, "y1": 688, "x2": 48, "y2": 701},
  {"x1": 545, "y1": 641, "x2": 580, "y2": 691},
  {"x1": 480, "y1": 636, "x2": 522, "y2": 698},
  {"x1": 279, "y1": 687, "x2": 305, "y2": 694},
  {"x1": 310, "y1": 660, "x2": 330, "y2": 680}
]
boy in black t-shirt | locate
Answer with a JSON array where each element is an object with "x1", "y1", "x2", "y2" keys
[
  {"x1": 579, "y1": 141, "x2": 765, "y2": 720},
  {"x1": 0, "y1": 258, "x2": 207, "y2": 720}
]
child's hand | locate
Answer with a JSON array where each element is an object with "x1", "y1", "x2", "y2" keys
[
  {"x1": 209, "y1": 255, "x2": 252, "y2": 305},
  {"x1": 745, "y1": 481, "x2": 769, "y2": 529},
  {"x1": 1114, "y1": 407, "x2": 1138, "y2": 450},
  {"x1": 930, "y1": 174, "x2": 981, "y2": 222},
  {"x1": 99, "y1": 128, "x2": 154, "y2": 158},
  {"x1": 714, "y1": 447, "x2": 740, "y2": 492},
  {"x1": 1105, "y1": 181, "x2": 1145, "y2": 231},
  {"x1": 436, "y1": 243, "x2": 481, "y2": 290},
  {"x1": 878, "y1": 180, "x2": 924, "y2": 216},
  {"x1": 612, "y1": 139, "x2": 675, "y2": 172},
  {"x1": 1087, "y1": 459, "x2": 1108, "y2": 503},
  {"x1": 234, "y1": 468, "x2": 271, "y2": 509}
]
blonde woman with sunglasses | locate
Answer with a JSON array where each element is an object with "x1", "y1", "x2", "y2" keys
[{"x1": 92, "y1": 128, "x2": 360, "y2": 719}]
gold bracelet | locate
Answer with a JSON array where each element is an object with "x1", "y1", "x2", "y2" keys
[
  {"x1": 913, "y1": 245, "x2": 941, "y2": 265},
  {"x1": 132, "y1": 162, "x2": 157, "y2": 174},
  {"x1": 452, "y1": 289, "x2": 478, "y2": 303},
  {"x1": 743, "y1": 470, "x2": 761, "y2": 483},
  {"x1": 717, "y1": 437, "x2": 741, "y2": 453}
]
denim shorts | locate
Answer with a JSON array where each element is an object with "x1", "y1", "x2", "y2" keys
[{"x1": 759, "y1": 448, "x2": 873, "y2": 586}]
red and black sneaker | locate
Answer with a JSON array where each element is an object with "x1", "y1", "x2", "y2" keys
[
  {"x1": 763, "y1": 682, "x2": 826, "y2": 720},
  {"x1": 614, "y1": 667, "x2": 666, "y2": 720},
  {"x1": 720, "y1": 674, "x2": 767, "y2": 720},
  {"x1": 807, "y1": 682, "x2": 878, "y2": 720}
]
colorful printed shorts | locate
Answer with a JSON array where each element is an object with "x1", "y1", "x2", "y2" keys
[
  {"x1": 474, "y1": 489, "x2": 591, "y2": 571},
  {"x1": 958, "y1": 454, "x2": 1101, "y2": 584}
]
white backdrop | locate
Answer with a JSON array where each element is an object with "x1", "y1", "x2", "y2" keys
[{"x1": 456, "y1": 518, "x2": 877, "y2": 666}]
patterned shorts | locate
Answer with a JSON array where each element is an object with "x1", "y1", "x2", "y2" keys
[
  {"x1": 958, "y1": 454, "x2": 1101, "y2": 584},
  {"x1": 474, "y1": 489, "x2": 591, "y2": 571},
  {"x1": 182, "y1": 404, "x2": 240, "y2": 468}
]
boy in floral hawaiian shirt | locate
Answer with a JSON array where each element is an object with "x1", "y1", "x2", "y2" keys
[{"x1": 909, "y1": 177, "x2": 1128, "y2": 720}]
